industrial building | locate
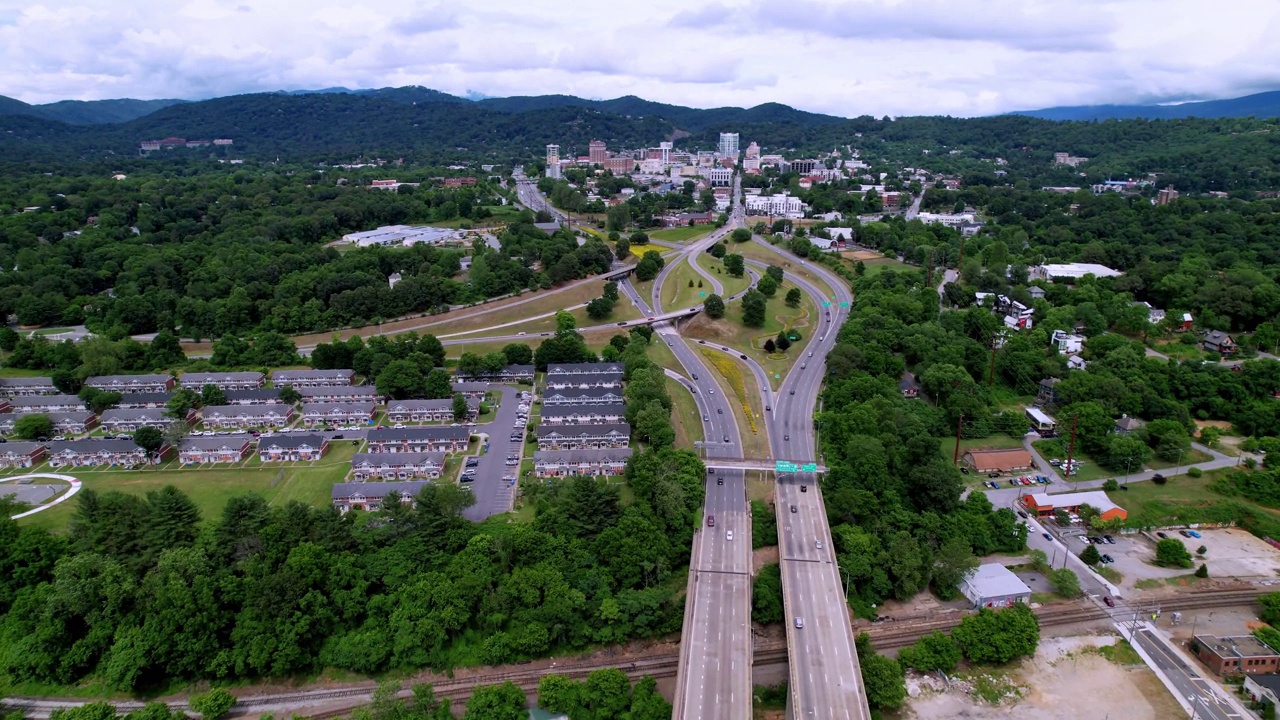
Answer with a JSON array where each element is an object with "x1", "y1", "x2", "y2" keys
[
  {"x1": 960, "y1": 563, "x2": 1032, "y2": 609},
  {"x1": 961, "y1": 448, "x2": 1036, "y2": 473},
  {"x1": 341, "y1": 225, "x2": 462, "y2": 247}
]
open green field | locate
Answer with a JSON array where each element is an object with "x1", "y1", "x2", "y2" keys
[
  {"x1": 698, "y1": 252, "x2": 751, "y2": 298},
  {"x1": 0, "y1": 367, "x2": 59, "y2": 378},
  {"x1": 430, "y1": 204, "x2": 527, "y2": 229},
  {"x1": 695, "y1": 345, "x2": 770, "y2": 459},
  {"x1": 1114, "y1": 468, "x2": 1280, "y2": 524},
  {"x1": 449, "y1": 298, "x2": 641, "y2": 338},
  {"x1": 1030, "y1": 439, "x2": 1212, "y2": 483},
  {"x1": 1149, "y1": 340, "x2": 1214, "y2": 362},
  {"x1": 652, "y1": 225, "x2": 715, "y2": 243},
  {"x1": 17, "y1": 442, "x2": 362, "y2": 533},
  {"x1": 661, "y1": 259, "x2": 715, "y2": 313},
  {"x1": 666, "y1": 376, "x2": 705, "y2": 449},
  {"x1": 645, "y1": 334, "x2": 684, "y2": 374},
  {"x1": 432, "y1": 281, "x2": 607, "y2": 337},
  {"x1": 683, "y1": 282, "x2": 819, "y2": 390},
  {"x1": 739, "y1": 242, "x2": 839, "y2": 302}
]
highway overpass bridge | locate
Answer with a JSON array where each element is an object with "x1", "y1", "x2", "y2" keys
[{"x1": 700, "y1": 459, "x2": 829, "y2": 474}]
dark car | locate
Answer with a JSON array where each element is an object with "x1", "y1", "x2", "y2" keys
[
  {"x1": 790, "y1": 505, "x2": 797, "y2": 513},
  {"x1": 960, "y1": 467, "x2": 969, "y2": 474},
  {"x1": 723, "y1": 435, "x2": 730, "y2": 443},
  {"x1": 1017, "y1": 511, "x2": 1028, "y2": 519},
  {"x1": 766, "y1": 405, "x2": 771, "y2": 411},
  {"x1": 1042, "y1": 532, "x2": 1052, "y2": 541},
  {"x1": 1103, "y1": 535, "x2": 1115, "y2": 544},
  {"x1": 789, "y1": 390, "x2": 796, "y2": 395},
  {"x1": 717, "y1": 478, "x2": 724, "y2": 485},
  {"x1": 617, "y1": 321, "x2": 627, "y2": 326},
  {"x1": 707, "y1": 515, "x2": 715, "y2": 527},
  {"x1": 739, "y1": 354, "x2": 747, "y2": 360},
  {"x1": 1157, "y1": 531, "x2": 1168, "y2": 538},
  {"x1": 800, "y1": 485, "x2": 807, "y2": 492},
  {"x1": 1104, "y1": 596, "x2": 1115, "y2": 608},
  {"x1": 1103, "y1": 554, "x2": 1115, "y2": 563},
  {"x1": 784, "y1": 434, "x2": 790, "y2": 441},
  {"x1": 698, "y1": 340, "x2": 706, "y2": 344},
  {"x1": 717, "y1": 408, "x2": 723, "y2": 414},
  {"x1": 988, "y1": 472, "x2": 1000, "y2": 478},
  {"x1": 1179, "y1": 530, "x2": 1192, "y2": 538}
]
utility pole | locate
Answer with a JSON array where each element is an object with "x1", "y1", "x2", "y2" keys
[
  {"x1": 953, "y1": 414, "x2": 964, "y2": 465},
  {"x1": 1065, "y1": 414, "x2": 1080, "y2": 481},
  {"x1": 988, "y1": 345, "x2": 998, "y2": 386}
]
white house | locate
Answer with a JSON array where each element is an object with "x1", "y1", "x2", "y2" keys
[{"x1": 1051, "y1": 330, "x2": 1085, "y2": 355}]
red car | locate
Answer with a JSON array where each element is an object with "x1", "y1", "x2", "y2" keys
[
  {"x1": 706, "y1": 515, "x2": 715, "y2": 527},
  {"x1": 1103, "y1": 596, "x2": 1115, "y2": 608}
]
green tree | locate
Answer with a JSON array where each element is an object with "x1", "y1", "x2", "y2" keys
[
  {"x1": 756, "y1": 275, "x2": 778, "y2": 297},
  {"x1": 1155, "y1": 538, "x2": 1194, "y2": 568},
  {"x1": 452, "y1": 394, "x2": 471, "y2": 422},
  {"x1": 13, "y1": 413, "x2": 54, "y2": 440},
  {"x1": 199, "y1": 384, "x2": 226, "y2": 408},
  {"x1": 1260, "y1": 592, "x2": 1280, "y2": 625},
  {"x1": 731, "y1": 227, "x2": 751, "y2": 243},
  {"x1": 898, "y1": 631, "x2": 962, "y2": 673},
  {"x1": 629, "y1": 231, "x2": 649, "y2": 246},
  {"x1": 742, "y1": 289, "x2": 767, "y2": 327},
  {"x1": 278, "y1": 385, "x2": 302, "y2": 405},
  {"x1": 189, "y1": 688, "x2": 235, "y2": 719},
  {"x1": 555, "y1": 310, "x2": 577, "y2": 334},
  {"x1": 615, "y1": 236, "x2": 631, "y2": 259},
  {"x1": 463, "y1": 681, "x2": 525, "y2": 720},
  {"x1": 635, "y1": 401, "x2": 675, "y2": 449},
  {"x1": 724, "y1": 253, "x2": 745, "y2": 277},
  {"x1": 133, "y1": 426, "x2": 165, "y2": 456},
  {"x1": 1196, "y1": 563, "x2": 1209, "y2": 578},
  {"x1": 703, "y1": 294, "x2": 725, "y2": 319},
  {"x1": 501, "y1": 343, "x2": 534, "y2": 366},
  {"x1": 952, "y1": 603, "x2": 1041, "y2": 664},
  {"x1": 856, "y1": 633, "x2": 907, "y2": 711},
  {"x1": 1049, "y1": 568, "x2": 1081, "y2": 598},
  {"x1": 931, "y1": 536, "x2": 978, "y2": 599},
  {"x1": 376, "y1": 358, "x2": 426, "y2": 399},
  {"x1": 536, "y1": 674, "x2": 580, "y2": 716},
  {"x1": 752, "y1": 563, "x2": 784, "y2": 624},
  {"x1": 423, "y1": 368, "x2": 454, "y2": 399},
  {"x1": 1081, "y1": 543, "x2": 1102, "y2": 565},
  {"x1": 776, "y1": 332, "x2": 791, "y2": 351},
  {"x1": 785, "y1": 287, "x2": 802, "y2": 308},
  {"x1": 708, "y1": 242, "x2": 727, "y2": 259},
  {"x1": 586, "y1": 297, "x2": 614, "y2": 320},
  {"x1": 165, "y1": 388, "x2": 199, "y2": 420}
]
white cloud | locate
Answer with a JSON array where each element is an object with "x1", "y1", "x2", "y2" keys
[{"x1": 0, "y1": 0, "x2": 1277, "y2": 117}]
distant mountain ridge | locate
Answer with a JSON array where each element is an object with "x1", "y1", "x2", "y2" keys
[
  {"x1": 0, "y1": 95, "x2": 186, "y2": 125},
  {"x1": 1011, "y1": 90, "x2": 1280, "y2": 121}
]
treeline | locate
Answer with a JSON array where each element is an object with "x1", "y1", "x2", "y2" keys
[
  {"x1": 0, "y1": 441, "x2": 697, "y2": 689},
  {"x1": 817, "y1": 269, "x2": 1029, "y2": 614}
]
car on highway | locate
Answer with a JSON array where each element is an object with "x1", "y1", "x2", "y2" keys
[
  {"x1": 800, "y1": 485, "x2": 807, "y2": 492},
  {"x1": 692, "y1": 373, "x2": 699, "y2": 379},
  {"x1": 1042, "y1": 532, "x2": 1052, "y2": 541},
  {"x1": 717, "y1": 478, "x2": 724, "y2": 485},
  {"x1": 617, "y1": 321, "x2": 627, "y2": 326},
  {"x1": 789, "y1": 390, "x2": 795, "y2": 395},
  {"x1": 766, "y1": 405, "x2": 771, "y2": 410},
  {"x1": 1103, "y1": 596, "x2": 1115, "y2": 608},
  {"x1": 790, "y1": 505, "x2": 797, "y2": 513},
  {"x1": 1017, "y1": 511, "x2": 1028, "y2": 519},
  {"x1": 717, "y1": 408, "x2": 723, "y2": 414},
  {"x1": 698, "y1": 340, "x2": 706, "y2": 344},
  {"x1": 726, "y1": 530, "x2": 733, "y2": 541},
  {"x1": 801, "y1": 363, "x2": 806, "y2": 369},
  {"x1": 808, "y1": 352, "x2": 813, "y2": 357},
  {"x1": 739, "y1": 354, "x2": 747, "y2": 360},
  {"x1": 647, "y1": 317, "x2": 654, "y2": 321},
  {"x1": 706, "y1": 515, "x2": 715, "y2": 527},
  {"x1": 815, "y1": 541, "x2": 823, "y2": 550},
  {"x1": 794, "y1": 617, "x2": 804, "y2": 629},
  {"x1": 784, "y1": 434, "x2": 789, "y2": 441},
  {"x1": 723, "y1": 435, "x2": 730, "y2": 442},
  {"x1": 703, "y1": 414, "x2": 709, "y2": 421}
]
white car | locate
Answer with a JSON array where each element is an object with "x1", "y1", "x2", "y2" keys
[{"x1": 726, "y1": 530, "x2": 733, "y2": 541}]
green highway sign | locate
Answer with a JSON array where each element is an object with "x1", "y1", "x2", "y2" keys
[
  {"x1": 699, "y1": 292, "x2": 706, "y2": 297},
  {"x1": 839, "y1": 302, "x2": 851, "y2": 308},
  {"x1": 822, "y1": 301, "x2": 832, "y2": 307},
  {"x1": 801, "y1": 463, "x2": 818, "y2": 472},
  {"x1": 775, "y1": 461, "x2": 798, "y2": 472}
]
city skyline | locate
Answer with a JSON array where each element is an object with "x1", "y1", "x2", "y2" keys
[{"x1": 2, "y1": 0, "x2": 1279, "y2": 117}]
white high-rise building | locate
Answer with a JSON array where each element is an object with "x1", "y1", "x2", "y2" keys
[
  {"x1": 718, "y1": 132, "x2": 740, "y2": 159},
  {"x1": 545, "y1": 144, "x2": 562, "y2": 179},
  {"x1": 658, "y1": 141, "x2": 672, "y2": 165}
]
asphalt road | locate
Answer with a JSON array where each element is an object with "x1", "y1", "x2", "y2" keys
[{"x1": 461, "y1": 384, "x2": 522, "y2": 522}]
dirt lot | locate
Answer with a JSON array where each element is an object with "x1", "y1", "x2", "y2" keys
[
  {"x1": 842, "y1": 249, "x2": 886, "y2": 261},
  {"x1": 898, "y1": 635, "x2": 1183, "y2": 719},
  {"x1": 1090, "y1": 527, "x2": 1280, "y2": 592}
]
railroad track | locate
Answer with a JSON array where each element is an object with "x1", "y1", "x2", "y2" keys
[{"x1": 3, "y1": 588, "x2": 1268, "y2": 718}]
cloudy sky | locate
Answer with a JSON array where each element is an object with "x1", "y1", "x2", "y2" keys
[{"x1": 3, "y1": 0, "x2": 1280, "y2": 117}]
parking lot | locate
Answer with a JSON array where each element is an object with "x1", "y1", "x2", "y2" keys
[{"x1": 1058, "y1": 526, "x2": 1280, "y2": 591}]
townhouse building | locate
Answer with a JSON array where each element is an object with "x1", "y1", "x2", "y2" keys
[
  {"x1": 85, "y1": 374, "x2": 175, "y2": 393},
  {"x1": 113, "y1": 392, "x2": 173, "y2": 409},
  {"x1": 452, "y1": 382, "x2": 491, "y2": 400},
  {"x1": 0, "y1": 411, "x2": 97, "y2": 435},
  {"x1": 0, "y1": 377, "x2": 58, "y2": 396},
  {"x1": 454, "y1": 364, "x2": 535, "y2": 383},
  {"x1": 297, "y1": 385, "x2": 381, "y2": 403},
  {"x1": 179, "y1": 435, "x2": 254, "y2": 464},
  {"x1": 385, "y1": 398, "x2": 479, "y2": 423},
  {"x1": 350, "y1": 451, "x2": 447, "y2": 481},
  {"x1": 545, "y1": 371, "x2": 623, "y2": 390},
  {"x1": 536, "y1": 423, "x2": 631, "y2": 450},
  {"x1": 546, "y1": 362, "x2": 623, "y2": 376},
  {"x1": 258, "y1": 434, "x2": 329, "y2": 462},
  {"x1": 179, "y1": 371, "x2": 265, "y2": 390},
  {"x1": 331, "y1": 481, "x2": 430, "y2": 513},
  {"x1": 300, "y1": 401, "x2": 377, "y2": 426},
  {"x1": 46, "y1": 438, "x2": 163, "y2": 468},
  {"x1": 366, "y1": 426, "x2": 472, "y2": 454},
  {"x1": 541, "y1": 387, "x2": 625, "y2": 406},
  {"x1": 271, "y1": 369, "x2": 356, "y2": 387},
  {"x1": 0, "y1": 441, "x2": 48, "y2": 469},
  {"x1": 201, "y1": 403, "x2": 295, "y2": 429},
  {"x1": 100, "y1": 408, "x2": 194, "y2": 432},
  {"x1": 540, "y1": 403, "x2": 627, "y2": 425},
  {"x1": 534, "y1": 448, "x2": 632, "y2": 477},
  {"x1": 8, "y1": 395, "x2": 86, "y2": 413},
  {"x1": 223, "y1": 388, "x2": 283, "y2": 405}
]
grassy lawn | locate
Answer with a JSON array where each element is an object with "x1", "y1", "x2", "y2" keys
[
  {"x1": 29, "y1": 327, "x2": 74, "y2": 336},
  {"x1": 682, "y1": 283, "x2": 819, "y2": 390},
  {"x1": 698, "y1": 252, "x2": 751, "y2": 298},
  {"x1": 1150, "y1": 340, "x2": 1213, "y2": 361},
  {"x1": 631, "y1": 277, "x2": 656, "y2": 308},
  {"x1": 651, "y1": 225, "x2": 715, "y2": 243},
  {"x1": 696, "y1": 346, "x2": 769, "y2": 459},
  {"x1": 665, "y1": 376, "x2": 704, "y2": 449},
  {"x1": 0, "y1": 367, "x2": 58, "y2": 378},
  {"x1": 449, "y1": 301, "x2": 641, "y2": 338},
  {"x1": 1114, "y1": 469, "x2": 1243, "y2": 520},
  {"x1": 646, "y1": 335, "x2": 685, "y2": 374},
  {"x1": 738, "y1": 242, "x2": 839, "y2": 302},
  {"x1": 853, "y1": 256, "x2": 912, "y2": 276},
  {"x1": 18, "y1": 441, "x2": 360, "y2": 533},
  {"x1": 661, "y1": 258, "x2": 715, "y2": 313},
  {"x1": 1032, "y1": 439, "x2": 1212, "y2": 482}
]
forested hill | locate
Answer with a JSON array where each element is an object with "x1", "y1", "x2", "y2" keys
[
  {"x1": 0, "y1": 95, "x2": 185, "y2": 125},
  {"x1": 4, "y1": 91, "x2": 1280, "y2": 191}
]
